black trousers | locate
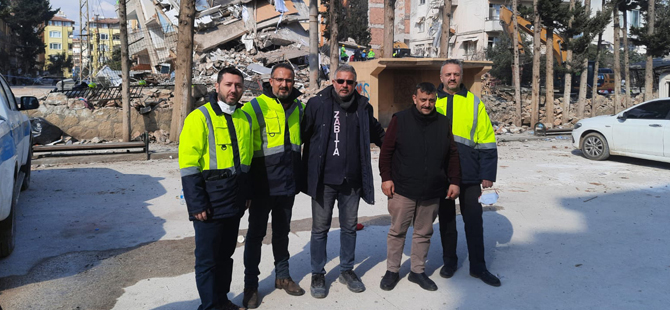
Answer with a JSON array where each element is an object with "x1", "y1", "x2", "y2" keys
[
  {"x1": 438, "y1": 183, "x2": 487, "y2": 274},
  {"x1": 193, "y1": 215, "x2": 241, "y2": 310},
  {"x1": 243, "y1": 195, "x2": 295, "y2": 288}
]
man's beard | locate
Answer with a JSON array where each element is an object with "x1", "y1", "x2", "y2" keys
[
  {"x1": 276, "y1": 89, "x2": 290, "y2": 100},
  {"x1": 218, "y1": 93, "x2": 239, "y2": 105}
]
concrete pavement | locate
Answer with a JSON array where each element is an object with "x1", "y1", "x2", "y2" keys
[{"x1": 1, "y1": 139, "x2": 669, "y2": 309}]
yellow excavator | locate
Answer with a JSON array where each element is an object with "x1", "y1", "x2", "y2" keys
[{"x1": 499, "y1": 6, "x2": 615, "y2": 93}]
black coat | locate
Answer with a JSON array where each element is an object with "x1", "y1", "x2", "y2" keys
[{"x1": 301, "y1": 86, "x2": 385, "y2": 204}]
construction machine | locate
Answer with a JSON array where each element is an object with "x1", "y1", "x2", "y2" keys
[{"x1": 499, "y1": 6, "x2": 615, "y2": 94}]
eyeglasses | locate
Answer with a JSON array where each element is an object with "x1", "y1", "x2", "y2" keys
[
  {"x1": 335, "y1": 79, "x2": 355, "y2": 85},
  {"x1": 272, "y1": 78, "x2": 294, "y2": 84}
]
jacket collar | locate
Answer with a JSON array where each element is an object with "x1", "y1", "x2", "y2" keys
[
  {"x1": 318, "y1": 85, "x2": 363, "y2": 107},
  {"x1": 437, "y1": 83, "x2": 468, "y2": 99}
]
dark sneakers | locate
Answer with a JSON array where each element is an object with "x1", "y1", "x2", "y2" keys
[
  {"x1": 242, "y1": 287, "x2": 259, "y2": 309},
  {"x1": 339, "y1": 270, "x2": 366, "y2": 293},
  {"x1": 408, "y1": 271, "x2": 438, "y2": 291},
  {"x1": 310, "y1": 274, "x2": 327, "y2": 298},
  {"x1": 222, "y1": 300, "x2": 243, "y2": 310},
  {"x1": 379, "y1": 271, "x2": 400, "y2": 291},
  {"x1": 470, "y1": 270, "x2": 501, "y2": 287},
  {"x1": 275, "y1": 277, "x2": 305, "y2": 296},
  {"x1": 440, "y1": 265, "x2": 457, "y2": 278}
]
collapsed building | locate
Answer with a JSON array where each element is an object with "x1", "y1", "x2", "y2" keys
[{"x1": 126, "y1": 0, "x2": 312, "y2": 81}]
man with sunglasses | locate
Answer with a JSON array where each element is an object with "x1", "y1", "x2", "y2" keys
[
  {"x1": 302, "y1": 64, "x2": 385, "y2": 298},
  {"x1": 241, "y1": 63, "x2": 306, "y2": 308}
]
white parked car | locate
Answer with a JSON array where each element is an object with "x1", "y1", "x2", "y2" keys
[{"x1": 572, "y1": 98, "x2": 670, "y2": 163}]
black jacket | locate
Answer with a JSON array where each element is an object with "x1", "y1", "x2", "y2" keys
[{"x1": 301, "y1": 86, "x2": 385, "y2": 204}]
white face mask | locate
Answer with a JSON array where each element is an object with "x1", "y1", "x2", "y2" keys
[{"x1": 218, "y1": 100, "x2": 237, "y2": 115}]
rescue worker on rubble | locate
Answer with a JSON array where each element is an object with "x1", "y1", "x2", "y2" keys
[
  {"x1": 340, "y1": 45, "x2": 348, "y2": 62},
  {"x1": 367, "y1": 49, "x2": 375, "y2": 60},
  {"x1": 241, "y1": 63, "x2": 306, "y2": 309},
  {"x1": 435, "y1": 59, "x2": 501, "y2": 287},
  {"x1": 179, "y1": 67, "x2": 253, "y2": 310}
]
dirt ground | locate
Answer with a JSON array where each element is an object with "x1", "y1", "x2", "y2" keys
[{"x1": 0, "y1": 138, "x2": 669, "y2": 310}]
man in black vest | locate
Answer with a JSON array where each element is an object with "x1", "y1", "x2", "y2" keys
[{"x1": 378, "y1": 82, "x2": 461, "y2": 291}]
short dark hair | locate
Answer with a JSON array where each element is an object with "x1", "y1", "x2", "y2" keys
[
  {"x1": 217, "y1": 67, "x2": 244, "y2": 83},
  {"x1": 271, "y1": 63, "x2": 295, "y2": 78},
  {"x1": 415, "y1": 82, "x2": 437, "y2": 95}
]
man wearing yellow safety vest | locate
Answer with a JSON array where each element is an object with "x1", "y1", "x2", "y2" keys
[
  {"x1": 179, "y1": 67, "x2": 253, "y2": 310},
  {"x1": 241, "y1": 63, "x2": 305, "y2": 308},
  {"x1": 435, "y1": 59, "x2": 501, "y2": 287}
]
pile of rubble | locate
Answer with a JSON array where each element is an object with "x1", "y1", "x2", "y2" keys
[{"x1": 483, "y1": 85, "x2": 649, "y2": 134}]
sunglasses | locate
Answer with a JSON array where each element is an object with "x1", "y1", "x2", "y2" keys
[{"x1": 335, "y1": 79, "x2": 356, "y2": 85}]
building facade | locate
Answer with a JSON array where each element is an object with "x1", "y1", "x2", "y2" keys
[
  {"x1": 85, "y1": 18, "x2": 121, "y2": 73},
  {"x1": 43, "y1": 13, "x2": 76, "y2": 77},
  {"x1": 368, "y1": 0, "x2": 411, "y2": 51}
]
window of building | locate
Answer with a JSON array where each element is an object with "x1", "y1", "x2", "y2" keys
[
  {"x1": 99, "y1": 33, "x2": 109, "y2": 40},
  {"x1": 418, "y1": 21, "x2": 425, "y2": 33},
  {"x1": 630, "y1": 9, "x2": 640, "y2": 28},
  {"x1": 488, "y1": 36, "x2": 500, "y2": 50},
  {"x1": 113, "y1": 33, "x2": 120, "y2": 41},
  {"x1": 420, "y1": 0, "x2": 425, "y2": 4},
  {"x1": 49, "y1": 43, "x2": 62, "y2": 50},
  {"x1": 488, "y1": 4, "x2": 501, "y2": 21},
  {"x1": 463, "y1": 40, "x2": 477, "y2": 56},
  {"x1": 49, "y1": 31, "x2": 61, "y2": 38},
  {"x1": 99, "y1": 44, "x2": 109, "y2": 52}
]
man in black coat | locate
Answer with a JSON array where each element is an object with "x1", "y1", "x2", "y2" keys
[{"x1": 301, "y1": 64, "x2": 385, "y2": 299}]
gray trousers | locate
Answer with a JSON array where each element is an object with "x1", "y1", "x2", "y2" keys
[{"x1": 386, "y1": 193, "x2": 439, "y2": 273}]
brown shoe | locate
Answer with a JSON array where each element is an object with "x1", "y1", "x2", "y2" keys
[
  {"x1": 275, "y1": 277, "x2": 305, "y2": 296},
  {"x1": 243, "y1": 287, "x2": 259, "y2": 309}
]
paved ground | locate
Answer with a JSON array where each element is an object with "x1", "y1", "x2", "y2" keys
[{"x1": 1, "y1": 138, "x2": 669, "y2": 309}]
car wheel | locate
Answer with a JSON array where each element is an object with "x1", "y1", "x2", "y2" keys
[
  {"x1": 0, "y1": 187, "x2": 17, "y2": 258},
  {"x1": 20, "y1": 145, "x2": 32, "y2": 191},
  {"x1": 581, "y1": 132, "x2": 610, "y2": 161}
]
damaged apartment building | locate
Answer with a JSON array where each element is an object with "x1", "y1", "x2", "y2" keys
[{"x1": 126, "y1": 0, "x2": 311, "y2": 76}]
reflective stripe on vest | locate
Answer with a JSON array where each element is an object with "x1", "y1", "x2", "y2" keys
[
  {"x1": 437, "y1": 92, "x2": 480, "y2": 147},
  {"x1": 249, "y1": 97, "x2": 303, "y2": 158},
  {"x1": 197, "y1": 105, "x2": 251, "y2": 175}
]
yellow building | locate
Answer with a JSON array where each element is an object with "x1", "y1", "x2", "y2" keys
[
  {"x1": 43, "y1": 13, "x2": 75, "y2": 77},
  {"x1": 85, "y1": 18, "x2": 121, "y2": 74}
]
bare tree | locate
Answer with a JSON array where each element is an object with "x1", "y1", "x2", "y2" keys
[
  {"x1": 619, "y1": 0, "x2": 633, "y2": 107},
  {"x1": 592, "y1": 32, "x2": 603, "y2": 117},
  {"x1": 576, "y1": 0, "x2": 591, "y2": 120},
  {"x1": 439, "y1": 0, "x2": 452, "y2": 57},
  {"x1": 512, "y1": 0, "x2": 522, "y2": 126},
  {"x1": 309, "y1": 0, "x2": 318, "y2": 89},
  {"x1": 169, "y1": 0, "x2": 196, "y2": 143},
  {"x1": 613, "y1": 4, "x2": 622, "y2": 114},
  {"x1": 119, "y1": 0, "x2": 131, "y2": 142},
  {"x1": 562, "y1": 0, "x2": 577, "y2": 124},
  {"x1": 383, "y1": 0, "x2": 395, "y2": 58},
  {"x1": 329, "y1": 0, "x2": 340, "y2": 79},
  {"x1": 644, "y1": 0, "x2": 655, "y2": 101},
  {"x1": 531, "y1": 0, "x2": 541, "y2": 127}
]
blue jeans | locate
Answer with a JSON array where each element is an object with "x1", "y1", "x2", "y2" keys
[
  {"x1": 310, "y1": 181, "x2": 361, "y2": 274},
  {"x1": 244, "y1": 195, "x2": 294, "y2": 288},
  {"x1": 193, "y1": 216, "x2": 241, "y2": 310}
]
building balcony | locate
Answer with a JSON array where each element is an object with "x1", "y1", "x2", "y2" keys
[{"x1": 484, "y1": 19, "x2": 503, "y2": 32}]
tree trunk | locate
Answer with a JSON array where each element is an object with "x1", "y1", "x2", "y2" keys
[
  {"x1": 440, "y1": 0, "x2": 452, "y2": 57},
  {"x1": 329, "y1": 0, "x2": 340, "y2": 79},
  {"x1": 512, "y1": 0, "x2": 521, "y2": 126},
  {"x1": 613, "y1": 5, "x2": 621, "y2": 114},
  {"x1": 531, "y1": 0, "x2": 541, "y2": 127},
  {"x1": 119, "y1": 0, "x2": 131, "y2": 142},
  {"x1": 592, "y1": 31, "x2": 603, "y2": 117},
  {"x1": 545, "y1": 28, "x2": 555, "y2": 127},
  {"x1": 383, "y1": 0, "x2": 395, "y2": 58},
  {"x1": 562, "y1": 0, "x2": 577, "y2": 125},
  {"x1": 169, "y1": 0, "x2": 196, "y2": 143},
  {"x1": 577, "y1": 0, "x2": 592, "y2": 120},
  {"x1": 622, "y1": 11, "x2": 631, "y2": 107},
  {"x1": 644, "y1": 0, "x2": 655, "y2": 101},
  {"x1": 309, "y1": 0, "x2": 319, "y2": 89}
]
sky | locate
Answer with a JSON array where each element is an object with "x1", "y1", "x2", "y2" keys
[{"x1": 51, "y1": 0, "x2": 118, "y2": 35}]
